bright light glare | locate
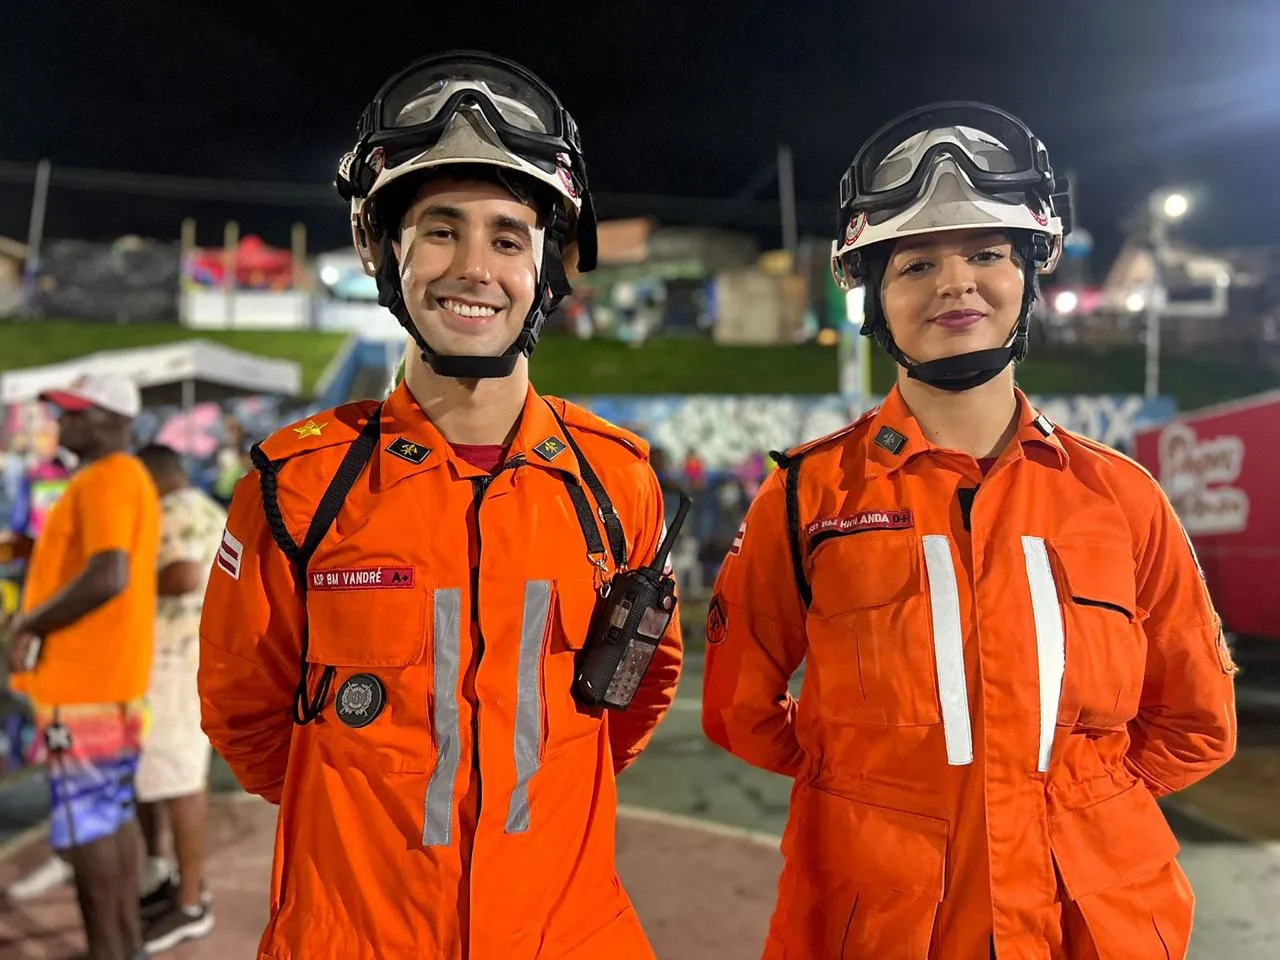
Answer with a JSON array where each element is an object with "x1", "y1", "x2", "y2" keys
[
  {"x1": 845, "y1": 286, "x2": 866, "y2": 328},
  {"x1": 1126, "y1": 292, "x2": 1147, "y2": 313},
  {"x1": 1161, "y1": 192, "x2": 1190, "y2": 220},
  {"x1": 1053, "y1": 291, "x2": 1079, "y2": 314},
  {"x1": 320, "y1": 265, "x2": 341, "y2": 286}
]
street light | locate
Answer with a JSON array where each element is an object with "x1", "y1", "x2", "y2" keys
[
  {"x1": 1161, "y1": 192, "x2": 1190, "y2": 221},
  {"x1": 1054, "y1": 290, "x2": 1079, "y2": 315},
  {"x1": 1131, "y1": 187, "x2": 1195, "y2": 398}
]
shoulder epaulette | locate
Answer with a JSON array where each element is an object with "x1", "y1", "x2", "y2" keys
[
  {"x1": 771, "y1": 406, "x2": 877, "y2": 467},
  {"x1": 255, "y1": 400, "x2": 380, "y2": 464},
  {"x1": 551, "y1": 397, "x2": 650, "y2": 460}
]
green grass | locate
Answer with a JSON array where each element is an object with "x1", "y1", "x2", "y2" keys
[
  {"x1": 0, "y1": 321, "x2": 1273, "y2": 411},
  {"x1": 0, "y1": 320, "x2": 348, "y2": 395}
]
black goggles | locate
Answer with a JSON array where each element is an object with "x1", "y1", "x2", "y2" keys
[
  {"x1": 839, "y1": 102, "x2": 1056, "y2": 216},
  {"x1": 358, "y1": 52, "x2": 584, "y2": 174}
]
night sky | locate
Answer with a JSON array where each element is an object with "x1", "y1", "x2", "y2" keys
[{"x1": 3, "y1": 0, "x2": 1278, "y2": 271}]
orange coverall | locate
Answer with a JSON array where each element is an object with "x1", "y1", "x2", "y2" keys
[
  {"x1": 703, "y1": 386, "x2": 1236, "y2": 960},
  {"x1": 199, "y1": 382, "x2": 682, "y2": 960}
]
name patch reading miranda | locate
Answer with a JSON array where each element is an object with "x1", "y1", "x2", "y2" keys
[{"x1": 805, "y1": 510, "x2": 914, "y2": 538}]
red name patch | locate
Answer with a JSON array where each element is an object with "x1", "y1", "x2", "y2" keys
[
  {"x1": 309, "y1": 566, "x2": 416, "y2": 591},
  {"x1": 806, "y1": 510, "x2": 914, "y2": 538}
]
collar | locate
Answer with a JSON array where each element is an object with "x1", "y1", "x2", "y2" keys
[
  {"x1": 863, "y1": 385, "x2": 1069, "y2": 479},
  {"x1": 377, "y1": 381, "x2": 588, "y2": 490}
]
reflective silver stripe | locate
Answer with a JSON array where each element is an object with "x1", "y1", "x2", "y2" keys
[
  {"x1": 1022, "y1": 537, "x2": 1066, "y2": 773},
  {"x1": 922, "y1": 535, "x2": 973, "y2": 766},
  {"x1": 506, "y1": 580, "x2": 551, "y2": 834},
  {"x1": 423, "y1": 588, "x2": 462, "y2": 847}
]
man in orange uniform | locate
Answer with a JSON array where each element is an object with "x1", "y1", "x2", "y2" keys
[
  {"x1": 702, "y1": 103, "x2": 1236, "y2": 959},
  {"x1": 3, "y1": 373, "x2": 160, "y2": 960},
  {"x1": 199, "y1": 52, "x2": 682, "y2": 960}
]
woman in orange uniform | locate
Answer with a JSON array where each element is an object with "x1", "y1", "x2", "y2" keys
[{"x1": 702, "y1": 102, "x2": 1236, "y2": 960}]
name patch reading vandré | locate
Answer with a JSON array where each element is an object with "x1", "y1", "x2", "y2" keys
[{"x1": 309, "y1": 566, "x2": 416, "y2": 591}]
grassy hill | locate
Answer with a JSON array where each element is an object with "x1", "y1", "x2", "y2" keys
[{"x1": 0, "y1": 320, "x2": 1271, "y2": 410}]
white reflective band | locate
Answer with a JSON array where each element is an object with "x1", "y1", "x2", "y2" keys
[
  {"x1": 922, "y1": 536, "x2": 973, "y2": 766},
  {"x1": 423, "y1": 588, "x2": 462, "y2": 846},
  {"x1": 506, "y1": 580, "x2": 551, "y2": 834},
  {"x1": 1022, "y1": 537, "x2": 1066, "y2": 773}
]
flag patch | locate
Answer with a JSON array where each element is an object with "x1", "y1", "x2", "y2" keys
[
  {"x1": 215, "y1": 528, "x2": 243, "y2": 580},
  {"x1": 730, "y1": 521, "x2": 747, "y2": 556}
]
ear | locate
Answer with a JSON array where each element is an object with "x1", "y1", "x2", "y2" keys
[{"x1": 561, "y1": 240, "x2": 581, "y2": 279}]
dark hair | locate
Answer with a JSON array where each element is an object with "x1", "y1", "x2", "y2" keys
[
  {"x1": 375, "y1": 163, "x2": 551, "y2": 235},
  {"x1": 136, "y1": 443, "x2": 186, "y2": 481}
]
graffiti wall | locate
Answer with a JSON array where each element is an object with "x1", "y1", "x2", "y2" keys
[{"x1": 579, "y1": 393, "x2": 1178, "y2": 467}]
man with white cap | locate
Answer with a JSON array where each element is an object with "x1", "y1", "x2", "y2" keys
[{"x1": 2, "y1": 372, "x2": 160, "y2": 960}]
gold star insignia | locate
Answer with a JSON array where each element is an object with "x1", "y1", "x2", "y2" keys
[
  {"x1": 387, "y1": 437, "x2": 431, "y2": 464},
  {"x1": 534, "y1": 436, "x2": 567, "y2": 461},
  {"x1": 293, "y1": 419, "x2": 326, "y2": 439}
]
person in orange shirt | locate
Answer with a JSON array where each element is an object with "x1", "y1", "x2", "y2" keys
[
  {"x1": 702, "y1": 103, "x2": 1237, "y2": 960},
  {"x1": 2, "y1": 372, "x2": 160, "y2": 960},
  {"x1": 199, "y1": 52, "x2": 683, "y2": 960}
]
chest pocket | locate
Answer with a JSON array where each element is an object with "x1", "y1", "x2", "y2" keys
[
  {"x1": 303, "y1": 581, "x2": 436, "y2": 774},
  {"x1": 539, "y1": 579, "x2": 606, "y2": 757},
  {"x1": 1050, "y1": 539, "x2": 1147, "y2": 730},
  {"x1": 805, "y1": 534, "x2": 941, "y2": 727}
]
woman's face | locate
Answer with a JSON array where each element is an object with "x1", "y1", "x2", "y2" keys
[{"x1": 879, "y1": 229, "x2": 1025, "y2": 364}]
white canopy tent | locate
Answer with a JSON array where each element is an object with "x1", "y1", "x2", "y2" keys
[{"x1": 0, "y1": 339, "x2": 302, "y2": 408}]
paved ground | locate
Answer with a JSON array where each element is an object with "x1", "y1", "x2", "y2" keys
[{"x1": 1, "y1": 646, "x2": 1278, "y2": 959}]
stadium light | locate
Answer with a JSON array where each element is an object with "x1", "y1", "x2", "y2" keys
[
  {"x1": 320, "y1": 265, "x2": 341, "y2": 286},
  {"x1": 1053, "y1": 290, "x2": 1079, "y2": 315},
  {"x1": 1126, "y1": 292, "x2": 1147, "y2": 313}
]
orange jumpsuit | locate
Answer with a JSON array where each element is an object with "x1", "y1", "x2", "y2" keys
[
  {"x1": 199, "y1": 381, "x2": 682, "y2": 960},
  {"x1": 703, "y1": 386, "x2": 1236, "y2": 960}
]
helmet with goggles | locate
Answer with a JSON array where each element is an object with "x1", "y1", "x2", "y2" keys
[{"x1": 830, "y1": 102, "x2": 1072, "y2": 391}]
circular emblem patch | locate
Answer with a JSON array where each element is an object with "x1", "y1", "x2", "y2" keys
[
  {"x1": 844, "y1": 212, "x2": 867, "y2": 248},
  {"x1": 335, "y1": 673, "x2": 386, "y2": 728}
]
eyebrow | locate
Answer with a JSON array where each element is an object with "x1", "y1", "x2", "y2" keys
[
  {"x1": 893, "y1": 231, "x2": 1009, "y2": 257},
  {"x1": 416, "y1": 205, "x2": 533, "y2": 242}
]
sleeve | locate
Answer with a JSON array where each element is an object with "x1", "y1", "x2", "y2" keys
[
  {"x1": 607, "y1": 463, "x2": 685, "y2": 775},
  {"x1": 701, "y1": 468, "x2": 808, "y2": 777},
  {"x1": 198, "y1": 470, "x2": 306, "y2": 804},
  {"x1": 1125, "y1": 480, "x2": 1237, "y2": 797},
  {"x1": 79, "y1": 459, "x2": 144, "y2": 555}
]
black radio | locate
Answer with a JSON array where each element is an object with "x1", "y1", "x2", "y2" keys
[{"x1": 572, "y1": 495, "x2": 691, "y2": 711}]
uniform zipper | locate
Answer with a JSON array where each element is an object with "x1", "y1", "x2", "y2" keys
[{"x1": 467, "y1": 455, "x2": 524, "y2": 819}]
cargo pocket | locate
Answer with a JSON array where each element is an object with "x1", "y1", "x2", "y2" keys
[
  {"x1": 805, "y1": 534, "x2": 942, "y2": 727},
  {"x1": 1050, "y1": 781, "x2": 1187, "y2": 958},
  {"x1": 303, "y1": 582, "x2": 436, "y2": 774},
  {"x1": 776, "y1": 785, "x2": 946, "y2": 960},
  {"x1": 540, "y1": 579, "x2": 606, "y2": 757},
  {"x1": 1049, "y1": 539, "x2": 1147, "y2": 729}
]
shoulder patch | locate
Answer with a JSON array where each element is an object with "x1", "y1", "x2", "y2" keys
[
  {"x1": 552, "y1": 397, "x2": 650, "y2": 461},
  {"x1": 256, "y1": 401, "x2": 379, "y2": 463},
  {"x1": 782, "y1": 407, "x2": 876, "y2": 461}
]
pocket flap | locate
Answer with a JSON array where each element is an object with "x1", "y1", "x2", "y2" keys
[
  {"x1": 784, "y1": 785, "x2": 948, "y2": 901},
  {"x1": 1049, "y1": 782, "x2": 1181, "y2": 899},
  {"x1": 306, "y1": 581, "x2": 428, "y2": 666},
  {"x1": 810, "y1": 533, "x2": 923, "y2": 615},
  {"x1": 1050, "y1": 539, "x2": 1140, "y2": 619},
  {"x1": 550, "y1": 579, "x2": 602, "y2": 652}
]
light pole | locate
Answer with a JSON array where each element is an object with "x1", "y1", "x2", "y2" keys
[{"x1": 1138, "y1": 189, "x2": 1191, "y2": 398}]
